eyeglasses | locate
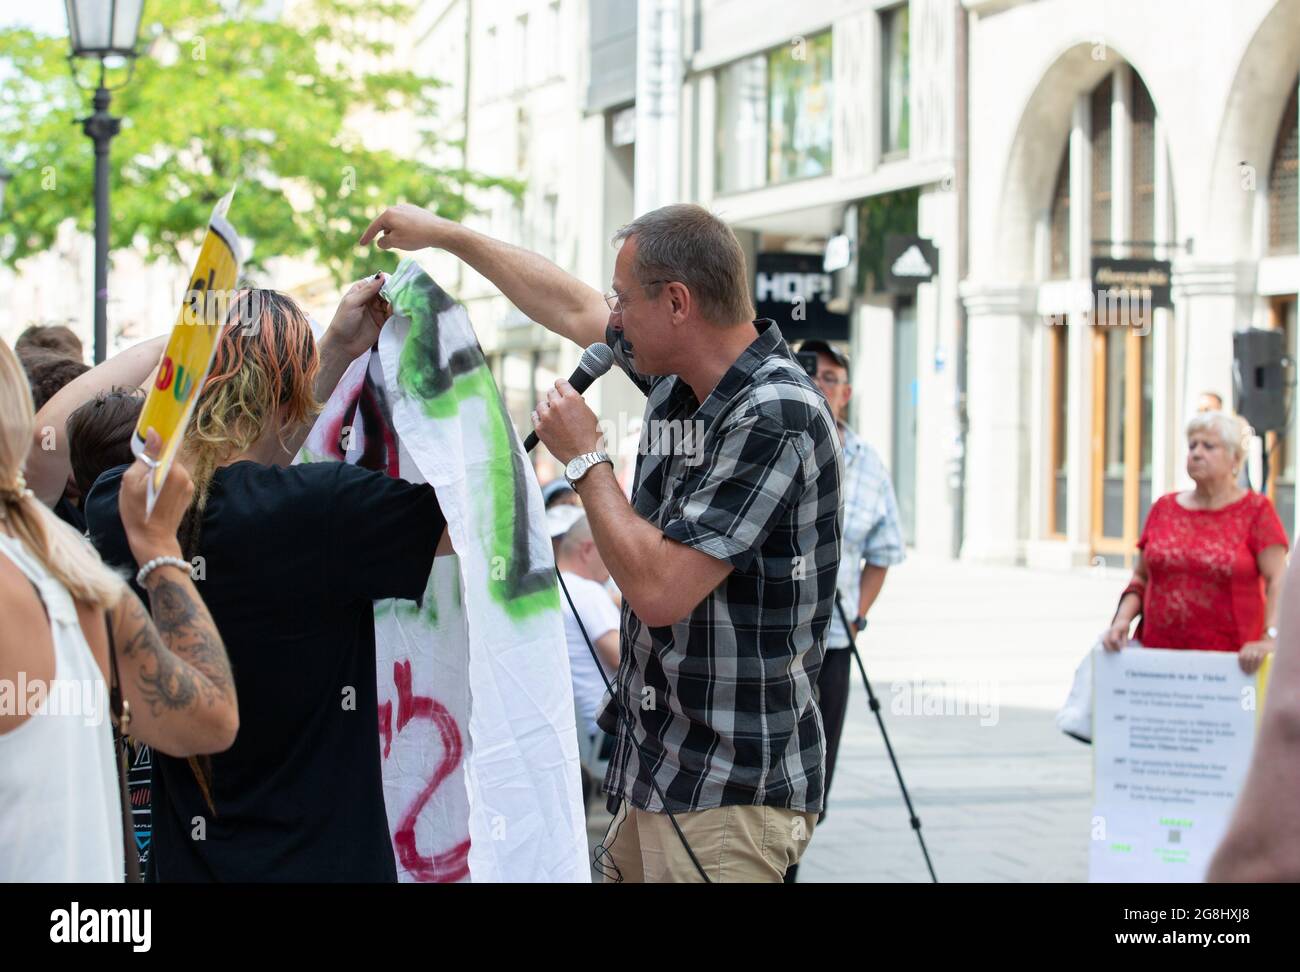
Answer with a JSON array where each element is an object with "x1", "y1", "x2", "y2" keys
[{"x1": 604, "y1": 280, "x2": 668, "y2": 314}]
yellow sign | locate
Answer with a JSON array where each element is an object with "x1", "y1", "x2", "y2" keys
[{"x1": 132, "y1": 187, "x2": 242, "y2": 513}]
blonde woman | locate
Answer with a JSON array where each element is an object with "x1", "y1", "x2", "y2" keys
[
  {"x1": 0, "y1": 339, "x2": 237, "y2": 882},
  {"x1": 1103, "y1": 411, "x2": 1289, "y2": 672}
]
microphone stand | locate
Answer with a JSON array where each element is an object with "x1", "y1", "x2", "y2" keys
[{"x1": 833, "y1": 589, "x2": 938, "y2": 883}]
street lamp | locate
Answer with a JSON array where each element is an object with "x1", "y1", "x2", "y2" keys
[
  {"x1": 65, "y1": 0, "x2": 146, "y2": 363},
  {"x1": 0, "y1": 164, "x2": 11, "y2": 220}
]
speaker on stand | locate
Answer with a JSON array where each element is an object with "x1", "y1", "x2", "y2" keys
[{"x1": 1232, "y1": 328, "x2": 1290, "y2": 493}]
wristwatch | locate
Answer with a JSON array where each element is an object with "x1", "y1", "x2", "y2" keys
[
  {"x1": 853, "y1": 615, "x2": 868, "y2": 632},
  {"x1": 1267, "y1": 626, "x2": 1279, "y2": 640},
  {"x1": 565, "y1": 450, "x2": 613, "y2": 488}
]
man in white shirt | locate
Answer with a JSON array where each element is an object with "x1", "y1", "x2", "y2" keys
[{"x1": 549, "y1": 506, "x2": 620, "y2": 754}]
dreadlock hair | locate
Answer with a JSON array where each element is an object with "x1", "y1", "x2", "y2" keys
[
  {"x1": 173, "y1": 290, "x2": 321, "y2": 811},
  {"x1": 176, "y1": 290, "x2": 321, "y2": 559}
]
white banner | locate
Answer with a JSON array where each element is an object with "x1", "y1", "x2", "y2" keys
[{"x1": 300, "y1": 260, "x2": 589, "y2": 882}]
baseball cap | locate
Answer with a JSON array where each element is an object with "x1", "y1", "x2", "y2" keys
[
  {"x1": 541, "y1": 478, "x2": 577, "y2": 506},
  {"x1": 546, "y1": 504, "x2": 586, "y2": 540},
  {"x1": 797, "y1": 339, "x2": 850, "y2": 371}
]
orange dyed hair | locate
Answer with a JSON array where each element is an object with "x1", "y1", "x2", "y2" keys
[{"x1": 187, "y1": 289, "x2": 321, "y2": 467}]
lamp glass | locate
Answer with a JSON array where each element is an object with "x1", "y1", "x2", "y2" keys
[{"x1": 65, "y1": 0, "x2": 144, "y2": 58}]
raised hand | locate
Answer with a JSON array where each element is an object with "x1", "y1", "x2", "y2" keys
[{"x1": 359, "y1": 204, "x2": 460, "y2": 253}]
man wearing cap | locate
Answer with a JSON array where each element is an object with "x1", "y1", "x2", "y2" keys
[
  {"x1": 786, "y1": 340, "x2": 906, "y2": 882},
  {"x1": 548, "y1": 505, "x2": 620, "y2": 767}
]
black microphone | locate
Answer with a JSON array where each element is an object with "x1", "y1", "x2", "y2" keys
[{"x1": 524, "y1": 342, "x2": 615, "y2": 453}]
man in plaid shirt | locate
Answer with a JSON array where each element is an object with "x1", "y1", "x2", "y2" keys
[{"x1": 359, "y1": 202, "x2": 842, "y2": 882}]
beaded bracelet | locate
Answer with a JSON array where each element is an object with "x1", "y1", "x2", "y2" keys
[{"x1": 136, "y1": 556, "x2": 191, "y2": 587}]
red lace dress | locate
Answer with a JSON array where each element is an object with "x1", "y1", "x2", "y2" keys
[{"x1": 1135, "y1": 491, "x2": 1289, "y2": 652}]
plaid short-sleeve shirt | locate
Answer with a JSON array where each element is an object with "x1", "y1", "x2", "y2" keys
[
  {"x1": 596, "y1": 318, "x2": 842, "y2": 815},
  {"x1": 827, "y1": 424, "x2": 907, "y2": 649}
]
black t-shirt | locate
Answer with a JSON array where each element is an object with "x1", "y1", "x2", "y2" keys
[
  {"x1": 84, "y1": 460, "x2": 446, "y2": 882},
  {"x1": 54, "y1": 493, "x2": 86, "y2": 533}
]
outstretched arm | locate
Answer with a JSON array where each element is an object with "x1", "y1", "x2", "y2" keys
[
  {"x1": 360, "y1": 205, "x2": 609, "y2": 349},
  {"x1": 27, "y1": 335, "x2": 167, "y2": 506}
]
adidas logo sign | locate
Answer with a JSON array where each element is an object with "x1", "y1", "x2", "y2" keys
[{"x1": 891, "y1": 245, "x2": 933, "y2": 278}]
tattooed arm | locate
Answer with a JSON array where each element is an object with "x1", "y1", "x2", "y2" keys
[
  {"x1": 108, "y1": 571, "x2": 238, "y2": 756},
  {"x1": 110, "y1": 429, "x2": 238, "y2": 756}
]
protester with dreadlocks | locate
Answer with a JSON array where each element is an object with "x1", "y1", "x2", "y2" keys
[{"x1": 32, "y1": 277, "x2": 453, "y2": 881}]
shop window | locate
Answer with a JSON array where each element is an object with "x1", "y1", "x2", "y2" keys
[
  {"x1": 1090, "y1": 75, "x2": 1112, "y2": 252},
  {"x1": 1049, "y1": 324, "x2": 1070, "y2": 536},
  {"x1": 1270, "y1": 297, "x2": 1297, "y2": 532},
  {"x1": 880, "y1": 4, "x2": 910, "y2": 157},
  {"x1": 1269, "y1": 84, "x2": 1299, "y2": 256},
  {"x1": 1090, "y1": 323, "x2": 1153, "y2": 567},
  {"x1": 1049, "y1": 148, "x2": 1070, "y2": 279},
  {"x1": 769, "y1": 31, "x2": 834, "y2": 183},
  {"x1": 715, "y1": 32, "x2": 833, "y2": 194},
  {"x1": 1130, "y1": 73, "x2": 1156, "y2": 257}
]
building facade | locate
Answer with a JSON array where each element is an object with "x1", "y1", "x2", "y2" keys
[
  {"x1": 962, "y1": 0, "x2": 1300, "y2": 567},
  {"x1": 676, "y1": 0, "x2": 959, "y2": 556},
  {"x1": 7, "y1": 0, "x2": 1300, "y2": 572}
]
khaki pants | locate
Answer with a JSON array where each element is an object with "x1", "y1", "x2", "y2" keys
[{"x1": 598, "y1": 800, "x2": 816, "y2": 883}]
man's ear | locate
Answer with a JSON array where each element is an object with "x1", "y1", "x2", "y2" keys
[{"x1": 667, "y1": 281, "x2": 690, "y2": 323}]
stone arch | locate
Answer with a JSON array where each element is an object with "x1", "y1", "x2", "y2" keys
[
  {"x1": 1204, "y1": 0, "x2": 1300, "y2": 260},
  {"x1": 993, "y1": 41, "x2": 1158, "y2": 281}
]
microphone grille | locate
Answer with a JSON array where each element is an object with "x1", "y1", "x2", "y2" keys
[{"x1": 578, "y1": 341, "x2": 615, "y2": 377}]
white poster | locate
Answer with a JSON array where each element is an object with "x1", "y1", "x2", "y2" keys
[{"x1": 1089, "y1": 644, "x2": 1269, "y2": 883}]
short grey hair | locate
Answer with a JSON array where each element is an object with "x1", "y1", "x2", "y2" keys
[
  {"x1": 557, "y1": 514, "x2": 593, "y2": 558},
  {"x1": 1186, "y1": 410, "x2": 1248, "y2": 461},
  {"x1": 612, "y1": 204, "x2": 755, "y2": 325}
]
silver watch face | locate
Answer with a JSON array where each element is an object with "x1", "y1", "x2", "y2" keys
[{"x1": 565, "y1": 456, "x2": 588, "y2": 483}]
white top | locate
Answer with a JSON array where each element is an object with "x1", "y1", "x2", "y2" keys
[
  {"x1": 0, "y1": 531, "x2": 123, "y2": 882},
  {"x1": 559, "y1": 572, "x2": 621, "y2": 738}
]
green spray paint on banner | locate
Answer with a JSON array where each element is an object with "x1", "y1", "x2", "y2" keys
[{"x1": 388, "y1": 265, "x2": 559, "y2": 621}]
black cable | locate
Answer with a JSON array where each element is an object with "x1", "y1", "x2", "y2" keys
[
  {"x1": 833, "y1": 590, "x2": 939, "y2": 883},
  {"x1": 556, "y1": 568, "x2": 712, "y2": 883}
]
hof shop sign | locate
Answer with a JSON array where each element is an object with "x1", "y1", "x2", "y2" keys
[{"x1": 754, "y1": 252, "x2": 849, "y2": 342}]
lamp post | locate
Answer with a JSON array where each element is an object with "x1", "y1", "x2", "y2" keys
[
  {"x1": 65, "y1": 0, "x2": 145, "y2": 364},
  {"x1": 0, "y1": 164, "x2": 11, "y2": 220}
]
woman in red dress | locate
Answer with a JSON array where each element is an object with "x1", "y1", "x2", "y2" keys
[{"x1": 1103, "y1": 411, "x2": 1289, "y2": 673}]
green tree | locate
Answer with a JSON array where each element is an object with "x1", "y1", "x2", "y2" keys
[{"x1": 0, "y1": 0, "x2": 515, "y2": 284}]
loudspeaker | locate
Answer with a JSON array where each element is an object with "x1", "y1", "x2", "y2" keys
[{"x1": 1233, "y1": 328, "x2": 1287, "y2": 432}]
